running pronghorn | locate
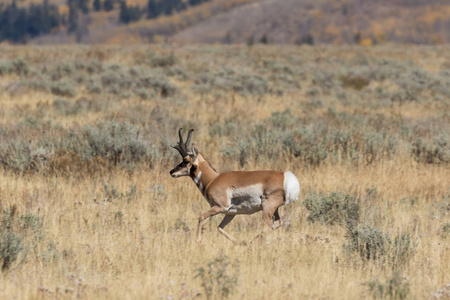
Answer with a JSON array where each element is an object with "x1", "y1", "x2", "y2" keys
[{"x1": 170, "y1": 128, "x2": 300, "y2": 245}]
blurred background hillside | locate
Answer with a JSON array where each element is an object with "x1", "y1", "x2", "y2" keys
[{"x1": 1, "y1": 0, "x2": 449, "y2": 45}]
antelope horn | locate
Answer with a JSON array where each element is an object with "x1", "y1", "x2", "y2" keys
[
  {"x1": 171, "y1": 128, "x2": 196, "y2": 157},
  {"x1": 185, "y1": 129, "x2": 195, "y2": 149},
  {"x1": 178, "y1": 128, "x2": 184, "y2": 145},
  {"x1": 171, "y1": 128, "x2": 187, "y2": 157}
]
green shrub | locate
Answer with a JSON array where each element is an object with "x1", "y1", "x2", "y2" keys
[
  {"x1": 101, "y1": 68, "x2": 134, "y2": 90},
  {"x1": 24, "y1": 76, "x2": 50, "y2": 92},
  {"x1": 137, "y1": 71, "x2": 177, "y2": 97},
  {"x1": 85, "y1": 59, "x2": 104, "y2": 74},
  {"x1": 0, "y1": 206, "x2": 57, "y2": 268},
  {"x1": 0, "y1": 141, "x2": 53, "y2": 173},
  {"x1": 325, "y1": 129, "x2": 352, "y2": 161},
  {"x1": 0, "y1": 229, "x2": 25, "y2": 271},
  {"x1": 41, "y1": 242, "x2": 59, "y2": 263},
  {"x1": 305, "y1": 87, "x2": 320, "y2": 96},
  {"x1": 53, "y1": 98, "x2": 73, "y2": 114},
  {"x1": 400, "y1": 196, "x2": 419, "y2": 207},
  {"x1": 367, "y1": 272, "x2": 410, "y2": 300},
  {"x1": 135, "y1": 88, "x2": 153, "y2": 100},
  {"x1": 82, "y1": 121, "x2": 148, "y2": 164},
  {"x1": 312, "y1": 70, "x2": 336, "y2": 92},
  {"x1": 192, "y1": 69, "x2": 272, "y2": 97},
  {"x1": 194, "y1": 255, "x2": 239, "y2": 300},
  {"x1": 412, "y1": 134, "x2": 449, "y2": 164},
  {"x1": 103, "y1": 182, "x2": 121, "y2": 200},
  {"x1": 103, "y1": 183, "x2": 137, "y2": 203},
  {"x1": 0, "y1": 207, "x2": 26, "y2": 271},
  {"x1": 283, "y1": 128, "x2": 328, "y2": 166},
  {"x1": 344, "y1": 224, "x2": 390, "y2": 262},
  {"x1": 441, "y1": 223, "x2": 450, "y2": 239},
  {"x1": 19, "y1": 213, "x2": 43, "y2": 234},
  {"x1": 429, "y1": 195, "x2": 450, "y2": 220},
  {"x1": 390, "y1": 90, "x2": 419, "y2": 102},
  {"x1": 390, "y1": 232, "x2": 415, "y2": 269},
  {"x1": 0, "y1": 120, "x2": 160, "y2": 173},
  {"x1": 148, "y1": 52, "x2": 177, "y2": 67},
  {"x1": 53, "y1": 97, "x2": 93, "y2": 116},
  {"x1": 344, "y1": 224, "x2": 415, "y2": 268},
  {"x1": 220, "y1": 139, "x2": 252, "y2": 168},
  {"x1": 304, "y1": 191, "x2": 360, "y2": 226},
  {"x1": 0, "y1": 58, "x2": 29, "y2": 76},
  {"x1": 86, "y1": 79, "x2": 102, "y2": 94},
  {"x1": 166, "y1": 66, "x2": 190, "y2": 80},
  {"x1": 236, "y1": 74, "x2": 269, "y2": 96},
  {"x1": 269, "y1": 109, "x2": 296, "y2": 129},
  {"x1": 209, "y1": 108, "x2": 413, "y2": 167},
  {"x1": 397, "y1": 69, "x2": 436, "y2": 93},
  {"x1": 51, "y1": 62, "x2": 75, "y2": 80},
  {"x1": 174, "y1": 218, "x2": 189, "y2": 232},
  {"x1": 363, "y1": 132, "x2": 398, "y2": 164},
  {"x1": 50, "y1": 79, "x2": 77, "y2": 97},
  {"x1": 340, "y1": 74, "x2": 370, "y2": 90},
  {"x1": 0, "y1": 62, "x2": 12, "y2": 76},
  {"x1": 114, "y1": 211, "x2": 124, "y2": 226},
  {"x1": 209, "y1": 117, "x2": 242, "y2": 138}
]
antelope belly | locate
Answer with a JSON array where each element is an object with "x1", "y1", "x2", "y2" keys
[{"x1": 226, "y1": 184, "x2": 263, "y2": 215}]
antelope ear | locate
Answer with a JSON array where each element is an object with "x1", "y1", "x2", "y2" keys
[{"x1": 193, "y1": 145, "x2": 198, "y2": 157}]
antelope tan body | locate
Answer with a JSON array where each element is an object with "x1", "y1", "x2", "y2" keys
[{"x1": 170, "y1": 128, "x2": 300, "y2": 245}]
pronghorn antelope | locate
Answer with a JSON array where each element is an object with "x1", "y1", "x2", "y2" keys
[{"x1": 170, "y1": 128, "x2": 300, "y2": 245}]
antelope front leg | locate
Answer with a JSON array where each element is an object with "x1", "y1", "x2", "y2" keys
[
  {"x1": 196, "y1": 206, "x2": 224, "y2": 242},
  {"x1": 218, "y1": 215, "x2": 247, "y2": 245}
]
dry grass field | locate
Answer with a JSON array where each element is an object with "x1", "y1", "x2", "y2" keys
[{"x1": 0, "y1": 44, "x2": 449, "y2": 299}]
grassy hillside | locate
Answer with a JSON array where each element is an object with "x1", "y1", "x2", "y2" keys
[
  {"x1": 8, "y1": 0, "x2": 450, "y2": 44},
  {"x1": 174, "y1": 0, "x2": 450, "y2": 44},
  {"x1": 29, "y1": 0, "x2": 261, "y2": 44},
  {"x1": 0, "y1": 44, "x2": 449, "y2": 299}
]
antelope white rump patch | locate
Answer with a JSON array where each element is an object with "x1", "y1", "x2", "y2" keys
[{"x1": 284, "y1": 171, "x2": 300, "y2": 204}]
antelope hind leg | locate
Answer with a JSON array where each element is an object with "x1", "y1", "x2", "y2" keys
[
  {"x1": 249, "y1": 200, "x2": 283, "y2": 244},
  {"x1": 272, "y1": 208, "x2": 283, "y2": 230}
]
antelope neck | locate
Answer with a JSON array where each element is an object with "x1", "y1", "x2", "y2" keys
[{"x1": 191, "y1": 154, "x2": 218, "y2": 191}]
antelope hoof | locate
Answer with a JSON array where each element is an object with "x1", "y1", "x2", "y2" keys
[
  {"x1": 249, "y1": 233, "x2": 263, "y2": 245},
  {"x1": 272, "y1": 220, "x2": 282, "y2": 230},
  {"x1": 238, "y1": 240, "x2": 248, "y2": 246},
  {"x1": 196, "y1": 236, "x2": 202, "y2": 243}
]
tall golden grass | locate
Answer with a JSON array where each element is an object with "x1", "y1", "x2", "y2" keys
[{"x1": 0, "y1": 44, "x2": 448, "y2": 299}]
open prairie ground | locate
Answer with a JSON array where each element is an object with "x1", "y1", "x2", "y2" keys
[{"x1": 0, "y1": 44, "x2": 449, "y2": 299}]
